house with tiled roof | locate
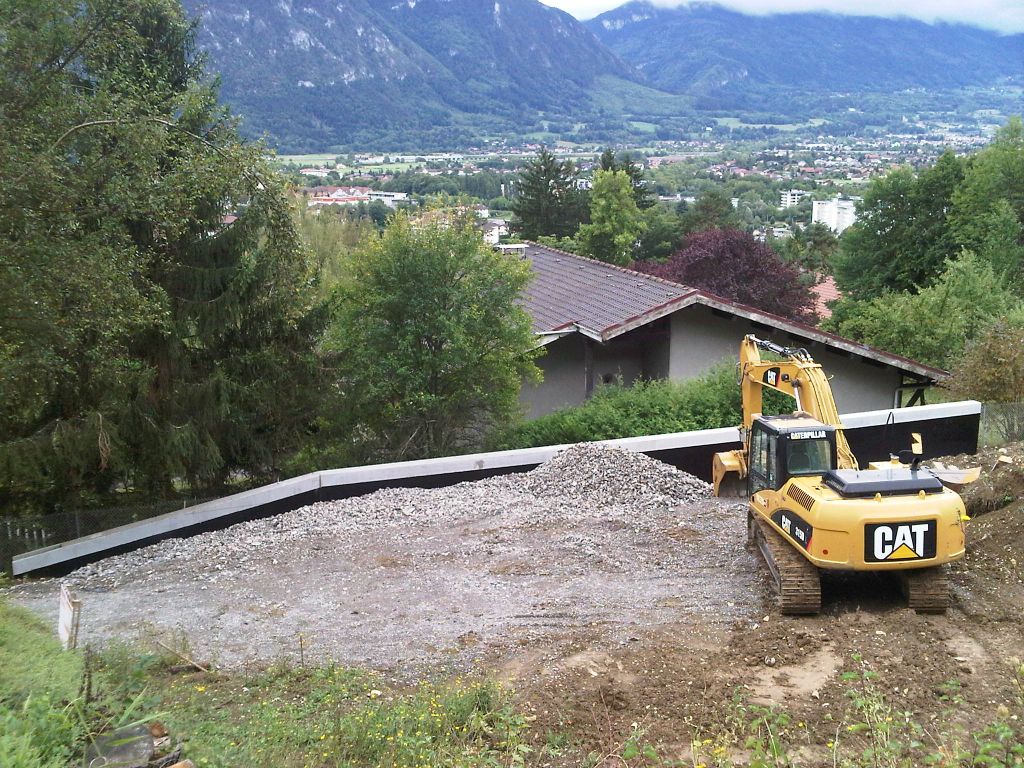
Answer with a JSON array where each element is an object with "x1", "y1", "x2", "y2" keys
[
  {"x1": 518, "y1": 243, "x2": 945, "y2": 419},
  {"x1": 811, "y1": 276, "x2": 841, "y2": 319}
]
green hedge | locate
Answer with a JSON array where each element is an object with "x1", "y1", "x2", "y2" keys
[{"x1": 493, "y1": 365, "x2": 748, "y2": 450}]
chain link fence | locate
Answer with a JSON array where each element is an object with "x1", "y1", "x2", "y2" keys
[
  {"x1": 979, "y1": 402, "x2": 1024, "y2": 446},
  {"x1": 1, "y1": 496, "x2": 215, "y2": 575}
]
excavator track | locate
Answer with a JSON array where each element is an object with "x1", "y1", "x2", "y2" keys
[
  {"x1": 749, "y1": 513, "x2": 821, "y2": 615},
  {"x1": 900, "y1": 565, "x2": 950, "y2": 614}
]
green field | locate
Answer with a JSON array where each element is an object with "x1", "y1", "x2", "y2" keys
[
  {"x1": 629, "y1": 121, "x2": 659, "y2": 134},
  {"x1": 714, "y1": 116, "x2": 828, "y2": 130},
  {"x1": 275, "y1": 153, "x2": 344, "y2": 166}
]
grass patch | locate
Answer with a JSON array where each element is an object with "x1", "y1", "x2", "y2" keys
[
  {"x1": 0, "y1": 598, "x2": 535, "y2": 767},
  {"x1": 274, "y1": 154, "x2": 343, "y2": 165},
  {"x1": 589, "y1": 75, "x2": 692, "y2": 116},
  {"x1": 157, "y1": 666, "x2": 531, "y2": 767},
  {"x1": 2, "y1": 595, "x2": 1023, "y2": 767},
  {"x1": 629, "y1": 121, "x2": 659, "y2": 134}
]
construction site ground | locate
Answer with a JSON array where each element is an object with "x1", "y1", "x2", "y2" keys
[{"x1": 7, "y1": 443, "x2": 1024, "y2": 760}]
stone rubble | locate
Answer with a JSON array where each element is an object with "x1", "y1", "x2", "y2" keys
[{"x1": 62, "y1": 443, "x2": 712, "y2": 590}]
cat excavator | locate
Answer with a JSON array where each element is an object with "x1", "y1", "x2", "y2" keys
[{"x1": 713, "y1": 335, "x2": 969, "y2": 614}]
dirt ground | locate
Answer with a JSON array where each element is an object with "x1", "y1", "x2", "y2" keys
[{"x1": 8, "y1": 446, "x2": 1024, "y2": 761}]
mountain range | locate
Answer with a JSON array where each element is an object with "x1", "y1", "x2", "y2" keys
[
  {"x1": 588, "y1": 2, "x2": 1024, "y2": 96},
  {"x1": 183, "y1": 0, "x2": 1024, "y2": 151},
  {"x1": 187, "y1": 0, "x2": 634, "y2": 149}
]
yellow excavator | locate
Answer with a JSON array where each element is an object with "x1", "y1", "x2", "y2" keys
[{"x1": 713, "y1": 335, "x2": 969, "y2": 614}]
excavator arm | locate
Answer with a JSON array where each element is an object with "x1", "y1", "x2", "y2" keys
[
  {"x1": 738, "y1": 336, "x2": 858, "y2": 470},
  {"x1": 712, "y1": 335, "x2": 857, "y2": 496}
]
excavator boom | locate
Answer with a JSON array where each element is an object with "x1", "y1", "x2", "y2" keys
[{"x1": 737, "y1": 335, "x2": 858, "y2": 470}]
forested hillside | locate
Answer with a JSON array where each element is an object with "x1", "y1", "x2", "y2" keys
[
  {"x1": 589, "y1": 1, "x2": 1024, "y2": 97},
  {"x1": 182, "y1": 0, "x2": 1024, "y2": 150},
  {"x1": 185, "y1": 0, "x2": 638, "y2": 150}
]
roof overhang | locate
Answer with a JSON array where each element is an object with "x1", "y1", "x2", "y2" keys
[{"x1": 534, "y1": 291, "x2": 947, "y2": 383}]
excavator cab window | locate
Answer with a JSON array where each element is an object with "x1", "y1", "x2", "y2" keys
[
  {"x1": 785, "y1": 438, "x2": 833, "y2": 476},
  {"x1": 748, "y1": 423, "x2": 780, "y2": 494}
]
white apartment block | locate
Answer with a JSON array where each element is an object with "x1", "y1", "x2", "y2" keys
[
  {"x1": 812, "y1": 197, "x2": 860, "y2": 234},
  {"x1": 779, "y1": 189, "x2": 808, "y2": 208}
]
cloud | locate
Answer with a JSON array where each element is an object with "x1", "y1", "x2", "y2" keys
[{"x1": 545, "y1": 0, "x2": 1024, "y2": 33}]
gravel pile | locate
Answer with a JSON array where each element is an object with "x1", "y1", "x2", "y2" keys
[
  {"x1": 519, "y1": 442, "x2": 712, "y2": 507},
  {"x1": 62, "y1": 443, "x2": 711, "y2": 589}
]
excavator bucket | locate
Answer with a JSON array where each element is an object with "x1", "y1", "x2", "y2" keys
[
  {"x1": 712, "y1": 450, "x2": 747, "y2": 497},
  {"x1": 929, "y1": 462, "x2": 982, "y2": 492}
]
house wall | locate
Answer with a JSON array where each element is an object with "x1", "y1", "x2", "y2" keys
[
  {"x1": 592, "y1": 334, "x2": 645, "y2": 388},
  {"x1": 667, "y1": 305, "x2": 903, "y2": 413},
  {"x1": 521, "y1": 335, "x2": 588, "y2": 419},
  {"x1": 521, "y1": 325, "x2": 671, "y2": 419},
  {"x1": 522, "y1": 307, "x2": 908, "y2": 419}
]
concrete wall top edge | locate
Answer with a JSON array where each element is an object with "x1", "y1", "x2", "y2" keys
[
  {"x1": 12, "y1": 401, "x2": 980, "y2": 575},
  {"x1": 840, "y1": 400, "x2": 981, "y2": 429}
]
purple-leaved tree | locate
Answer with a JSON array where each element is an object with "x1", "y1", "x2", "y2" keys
[{"x1": 633, "y1": 228, "x2": 819, "y2": 323}]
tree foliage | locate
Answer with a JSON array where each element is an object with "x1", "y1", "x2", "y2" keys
[
  {"x1": 824, "y1": 253, "x2": 1020, "y2": 369},
  {"x1": 324, "y1": 211, "x2": 540, "y2": 463},
  {"x1": 576, "y1": 170, "x2": 646, "y2": 266},
  {"x1": 678, "y1": 189, "x2": 741, "y2": 235},
  {"x1": 491, "y1": 365, "x2": 742, "y2": 450},
  {"x1": 832, "y1": 152, "x2": 964, "y2": 299},
  {"x1": 633, "y1": 228, "x2": 818, "y2": 322},
  {"x1": 509, "y1": 148, "x2": 587, "y2": 240},
  {"x1": 950, "y1": 118, "x2": 1024, "y2": 256},
  {"x1": 599, "y1": 148, "x2": 654, "y2": 209},
  {"x1": 774, "y1": 222, "x2": 838, "y2": 275},
  {"x1": 0, "y1": 0, "x2": 324, "y2": 512},
  {"x1": 635, "y1": 204, "x2": 686, "y2": 262},
  {"x1": 947, "y1": 316, "x2": 1024, "y2": 441}
]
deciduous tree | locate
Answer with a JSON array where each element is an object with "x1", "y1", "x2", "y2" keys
[
  {"x1": 950, "y1": 118, "x2": 1024, "y2": 256},
  {"x1": 326, "y1": 211, "x2": 540, "y2": 462},
  {"x1": 577, "y1": 170, "x2": 646, "y2": 266},
  {"x1": 599, "y1": 148, "x2": 654, "y2": 209},
  {"x1": 678, "y1": 189, "x2": 741, "y2": 235},
  {"x1": 832, "y1": 152, "x2": 964, "y2": 299},
  {"x1": 633, "y1": 229, "x2": 818, "y2": 322},
  {"x1": 824, "y1": 253, "x2": 1020, "y2": 369},
  {"x1": 948, "y1": 315, "x2": 1024, "y2": 441}
]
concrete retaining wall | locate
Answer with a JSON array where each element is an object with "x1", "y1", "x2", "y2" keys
[{"x1": 12, "y1": 401, "x2": 981, "y2": 576}]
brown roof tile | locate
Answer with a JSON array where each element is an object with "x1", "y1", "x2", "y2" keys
[
  {"x1": 521, "y1": 244, "x2": 692, "y2": 335},
  {"x1": 520, "y1": 242, "x2": 946, "y2": 381}
]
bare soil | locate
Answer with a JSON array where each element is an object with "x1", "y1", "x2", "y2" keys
[{"x1": 9, "y1": 446, "x2": 1024, "y2": 760}]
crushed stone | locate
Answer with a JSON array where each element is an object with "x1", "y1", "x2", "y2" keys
[{"x1": 59, "y1": 443, "x2": 713, "y2": 590}]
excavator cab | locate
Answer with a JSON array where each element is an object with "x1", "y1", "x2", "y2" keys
[{"x1": 747, "y1": 415, "x2": 838, "y2": 495}]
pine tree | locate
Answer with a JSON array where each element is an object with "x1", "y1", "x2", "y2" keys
[
  {"x1": 0, "y1": 0, "x2": 325, "y2": 511},
  {"x1": 510, "y1": 148, "x2": 587, "y2": 240}
]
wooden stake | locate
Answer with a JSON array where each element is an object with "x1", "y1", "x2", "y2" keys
[{"x1": 154, "y1": 639, "x2": 211, "y2": 674}]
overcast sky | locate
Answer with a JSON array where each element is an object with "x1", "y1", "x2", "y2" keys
[{"x1": 542, "y1": 0, "x2": 1024, "y2": 33}]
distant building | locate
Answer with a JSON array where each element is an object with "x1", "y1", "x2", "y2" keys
[
  {"x1": 482, "y1": 219, "x2": 509, "y2": 245},
  {"x1": 812, "y1": 197, "x2": 860, "y2": 234},
  {"x1": 307, "y1": 186, "x2": 373, "y2": 208},
  {"x1": 367, "y1": 191, "x2": 409, "y2": 208},
  {"x1": 779, "y1": 189, "x2": 808, "y2": 208},
  {"x1": 811, "y1": 276, "x2": 841, "y2": 320}
]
